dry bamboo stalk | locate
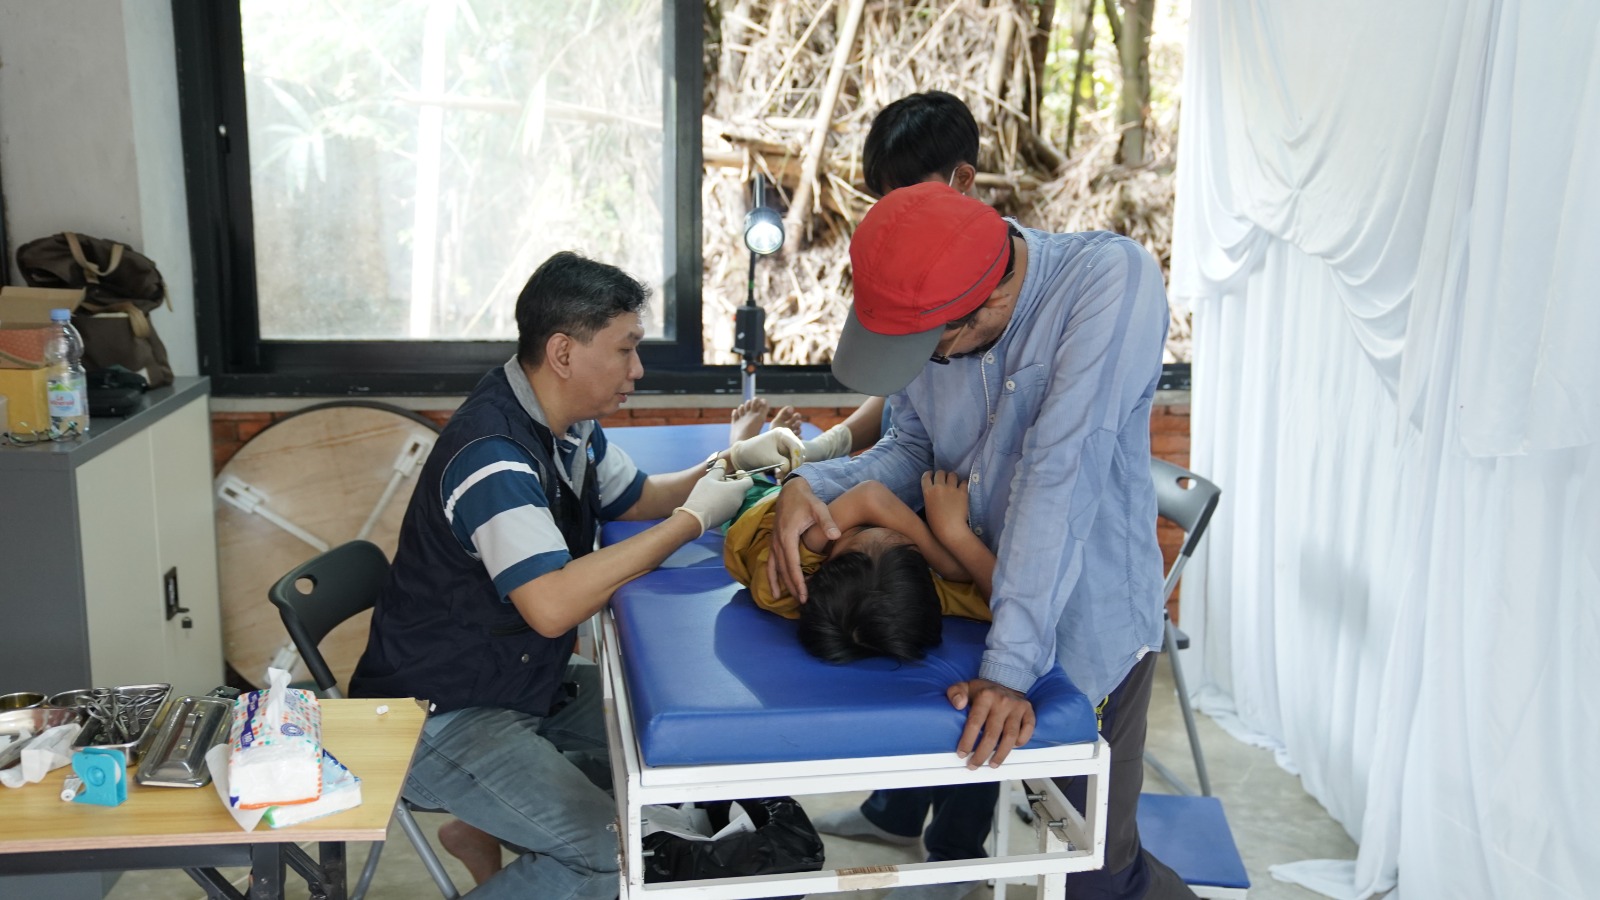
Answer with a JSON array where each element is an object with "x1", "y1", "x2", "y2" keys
[
  {"x1": 891, "y1": 2, "x2": 965, "y2": 78},
  {"x1": 985, "y1": 6, "x2": 1016, "y2": 112},
  {"x1": 785, "y1": 0, "x2": 868, "y2": 249},
  {"x1": 752, "y1": 0, "x2": 839, "y2": 114},
  {"x1": 698, "y1": 0, "x2": 1187, "y2": 365}
]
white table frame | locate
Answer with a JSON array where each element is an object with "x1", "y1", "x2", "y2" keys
[{"x1": 598, "y1": 610, "x2": 1111, "y2": 900}]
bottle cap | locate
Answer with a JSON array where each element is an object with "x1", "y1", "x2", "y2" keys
[{"x1": 50, "y1": 308, "x2": 72, "y2": 322}]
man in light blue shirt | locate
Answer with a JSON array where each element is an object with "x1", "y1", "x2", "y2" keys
[{"x1": 768, "y1": 182, "x2": 1193, "y2": 899}]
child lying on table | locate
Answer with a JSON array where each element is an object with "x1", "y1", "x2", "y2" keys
[{"x1": 722, "y1": 469, "x2": 996, "y2": 663}]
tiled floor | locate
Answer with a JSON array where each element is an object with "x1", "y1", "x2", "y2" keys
[{"x1": 102, "y1": 662, "x2": 1354, "y2": 899}]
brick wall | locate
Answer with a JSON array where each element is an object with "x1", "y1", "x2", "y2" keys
[
  {"x1": 211, "y1": 395, "x2": 1191, "y2": 619},
  {"x1": 1149, "y1": 397, "x2": 1191, "y2": 620}
]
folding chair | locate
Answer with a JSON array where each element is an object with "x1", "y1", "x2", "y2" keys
[
  {"x1": 1146, "y1": 458, "x2": 1222, "y2": 797},
  {"x1": 1136, "y1": 461, "x2": 1248, "y2": 898},
  {"x1": 268, "y1": 540, "x2": 461, "y2": 900}
]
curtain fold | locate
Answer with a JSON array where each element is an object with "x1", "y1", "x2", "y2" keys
[{"x1": 1172, "y1": 2, "x2": 1600, "y2": 898}]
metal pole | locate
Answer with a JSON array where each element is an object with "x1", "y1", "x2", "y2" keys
[{"x1": 739, "y1": 250, "x2": 759, "y2": 401}]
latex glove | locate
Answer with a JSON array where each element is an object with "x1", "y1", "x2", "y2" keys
[
  {"x1": 728, "y1": 427, "x2": 805, "y2": 477},
  {"x1": 800, "y1": 422, "x2": 853, "y2": 463},
  {"x1": 675, "y1": 461, "x2": 753, "y2": 536}
]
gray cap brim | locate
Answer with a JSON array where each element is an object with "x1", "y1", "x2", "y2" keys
[{"x1": 831, "y1": 308, "x2": 944, "y2": 396}]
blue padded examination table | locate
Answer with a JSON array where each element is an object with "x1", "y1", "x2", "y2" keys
[
  {"x1": 597, "y1": 424, "x2": 1111, "y2": 899},
  {"x1": 611, "y1": 566, "x2": 1098, "y2": 767}
]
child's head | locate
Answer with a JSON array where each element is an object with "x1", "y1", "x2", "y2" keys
[
  {"x1": 863, "y1": 91, "x2": 981, "y2": 199},
  {"x1": 799, "y1": 527, "x2": 942, "y2": 663}
]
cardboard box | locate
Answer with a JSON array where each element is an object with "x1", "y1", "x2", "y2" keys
[
  {"x1": 0, "y1": 366, "x2": 50, "y2": 433},
  {"x1": 0, "y1": 286, "x2": 85, "y2": 368}
]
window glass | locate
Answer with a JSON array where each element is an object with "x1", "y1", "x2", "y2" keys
[{"x1": 241, "y1": 0, "x2": 665, "y2": 341}]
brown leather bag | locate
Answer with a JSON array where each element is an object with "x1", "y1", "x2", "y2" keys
[{"x1": 16, "y1": 232, "x2": 175, "y2": 386}]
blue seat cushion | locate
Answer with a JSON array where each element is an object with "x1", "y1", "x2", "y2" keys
[
  {"x1": 1136, "y1": 794, "x2": 1250, "y2": 889},
  {"x1": 610, "y1": 566, "x2": 1100, "y2": 766}
]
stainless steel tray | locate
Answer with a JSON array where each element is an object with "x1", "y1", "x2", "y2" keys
[
  {"x1": 134, "y1": 695, "x2": 233, "y2": 788},
  {"x1": 47, "y1": 683, "x2": 171, "y2": 764}
]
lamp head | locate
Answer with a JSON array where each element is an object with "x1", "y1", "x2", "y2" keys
[{"x1": 743, "y1": 206, "x2": 784, "y2": 256}]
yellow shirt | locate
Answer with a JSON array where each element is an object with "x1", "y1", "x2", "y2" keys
[{"x1": 722, "y1": 491, "x2": 991, "y2": 622}]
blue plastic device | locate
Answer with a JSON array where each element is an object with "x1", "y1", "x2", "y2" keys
[{"x1": 71, "y1": 747, "x2": 128, "y2": 807}]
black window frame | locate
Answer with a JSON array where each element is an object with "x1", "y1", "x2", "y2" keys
[{"x1": 170, "y1": 0, "x2": 1187, "y2": 397}]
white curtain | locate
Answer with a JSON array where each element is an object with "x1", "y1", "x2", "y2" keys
[{"x1": 1170, "y1": 2, "x2": 1600, "y2": 898}]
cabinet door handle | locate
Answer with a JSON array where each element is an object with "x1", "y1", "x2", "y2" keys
[{"x1": 164, "y1": 567, "x2": 190, "y2": 620}]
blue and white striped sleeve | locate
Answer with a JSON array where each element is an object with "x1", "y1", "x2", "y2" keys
[
  {"x1": 441, "y1": 436, "x2": 571, "y2": 600},
  {"x1": 591, "y1": 426, "x2": 647, "y2": 520}
]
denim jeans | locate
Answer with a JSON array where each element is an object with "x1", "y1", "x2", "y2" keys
[
  {"x1": 403, "y1": 663, "x2": 618, "y2": 900},
  {"x1": 860, "y1": 782, "x2": 1000, "y2": 862}
]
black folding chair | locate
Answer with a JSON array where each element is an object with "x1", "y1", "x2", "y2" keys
[
  {"x1": 1142, "y1": 462, "x2": 1243, "y2": 895},
  {"x1": 1145, "y1": 458, "x2": 1223, "y2": 796},
  {"x1": 268, "y1": 540, "x2": 461, "y2": 899}
]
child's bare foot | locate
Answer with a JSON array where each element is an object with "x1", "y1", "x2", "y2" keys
[
  {"x1": 730, "y1": 398, "x2": 771, "y2": 443},
  {"x1": 438, "y1": 819, "x2": 503, "y2": 886},
  {"x1": 771, "y1": 404, "x2": 804, "y2": 435}
]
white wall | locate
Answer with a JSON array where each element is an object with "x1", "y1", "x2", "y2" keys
[{"x1": 0, "y1": 0, "x2": 198, "y2": 375}]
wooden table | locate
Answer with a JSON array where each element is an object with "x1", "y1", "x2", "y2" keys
[{"x1": 0, "y1": 698, "x2": 424, "y2": 899}]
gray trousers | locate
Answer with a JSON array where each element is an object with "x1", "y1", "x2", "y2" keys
[{"x1": 1053, "y1": 652, "x2": 1199, "y2": 900}]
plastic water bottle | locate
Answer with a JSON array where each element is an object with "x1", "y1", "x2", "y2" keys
[{"x1": 44, "y1": 309, "x2": 90, "y2": 438}]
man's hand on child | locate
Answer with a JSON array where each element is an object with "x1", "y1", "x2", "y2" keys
[
  {"x1": 767, "y1": 478, "x2": 839, "y2": 604},
  {"x1": 948, "y1": 678, "x2": 1035, "y2": 769}
]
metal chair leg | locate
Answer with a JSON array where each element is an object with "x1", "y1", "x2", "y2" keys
[
  {"x1": 1144, "y1": 617, "x2": 1213, "y2": 797},
  {"x1": 350, "y1": 841, "x2": 383, "y2": 900},
  {"x1": 396, "y1": 803, "x2": 462, "y2": 899},
  {"x1": 1165, "y1": 616, "x2": 1211, "y2": 796}
]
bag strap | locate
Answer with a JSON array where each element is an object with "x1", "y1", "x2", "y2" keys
[
  {"x1": 64, "y1": 232, "x2": 125, "y2": 284},
  {"x1": 86, "y1": 302, "x2": 154, "y2": 339},
  {"x1": 64, "y1": 232, "x2": 171, "y2": 311}
]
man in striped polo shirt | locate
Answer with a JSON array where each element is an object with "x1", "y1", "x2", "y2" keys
[{"x1": 352, "y1": 251, "x2": 800, "y2": 899}]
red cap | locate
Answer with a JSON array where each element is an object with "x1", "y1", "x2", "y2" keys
[{"x1": 835, "y1": 183, "x2": 1009, "y2": 395}]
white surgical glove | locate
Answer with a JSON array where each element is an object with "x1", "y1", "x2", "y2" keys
[
  {"x1": 675, "y1": 461, "x2": 753, "y2": 536},
  {"x1": 800, "y1": 423, "x2": 853, "y2": 463},
  {"x1": 728, "y1": 427, "x2": 805, "y2": 477}
]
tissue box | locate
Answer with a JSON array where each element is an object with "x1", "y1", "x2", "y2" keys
[
  {"x1": 228, "y1": 683, "x2": 323, "y2": 809},
  {"x1": 0, "y1": 287, "x2": 84, "y2": 369},
  {"x1": 263, "y1": 750, "x2": 362, "y2": 828}
]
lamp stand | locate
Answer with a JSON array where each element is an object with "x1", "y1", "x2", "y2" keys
[{"x1": 735, "y1": 250, "x2": 766, "y2": 401}]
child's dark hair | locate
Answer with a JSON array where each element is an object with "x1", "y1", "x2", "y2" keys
[
  {"x1": 799, "y1": 544, "x2": 943, "y2": 663},
  {"x1": 862, "y1": 91, "x2": 981, "y2": 199}
]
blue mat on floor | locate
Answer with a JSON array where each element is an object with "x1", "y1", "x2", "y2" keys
[{"x1": 1137, "y1": 793, "x2": 1249, "y2": 890}]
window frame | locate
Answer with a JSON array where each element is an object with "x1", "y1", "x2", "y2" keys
[{"x1": 170, "y1": 0, "x2": 1185, "y2": 397}]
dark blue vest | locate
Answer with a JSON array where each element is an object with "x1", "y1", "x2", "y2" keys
[{"x1": 350, "y1": 367, "x2": 600, "y2": 716}]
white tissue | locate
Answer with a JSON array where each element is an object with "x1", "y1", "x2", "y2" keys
[
  {"x1": 264, "y1": 750, "x2": 361, "y2": 828},
  {"x1": 640, "y1": 801, "x2": 757, "y2": 842},
  {"x1": 207, "y1": 743, "x2": 264, "y2": 831},
  {"x1": 0, "y1": 723, "x2": 82, "y2": 788},
  {"x1": 228, "y1": 667, "x2": 322, "y2": 809}
]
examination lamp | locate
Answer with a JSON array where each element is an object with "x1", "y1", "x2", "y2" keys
[
  {"x1": 737, "y1": 174, "x2": 784, "y2": 401},
  {"x1": 743, "y1": 206, "x2": 784, "y2": 256}
]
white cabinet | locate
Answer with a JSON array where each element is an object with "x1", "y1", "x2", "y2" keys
[{"x1": 0, "y1": 378, "x2": 222, "y2": 697}]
